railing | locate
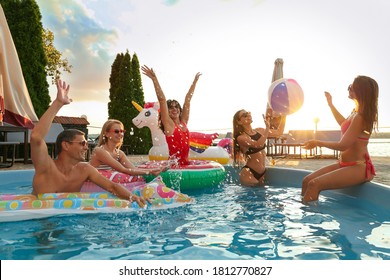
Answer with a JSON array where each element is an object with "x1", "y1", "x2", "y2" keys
[{"x1": 268, "y1": 130, "x2": 341, "y2": 159}]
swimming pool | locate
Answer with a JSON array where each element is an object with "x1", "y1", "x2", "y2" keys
[{"x1": 0, "y1": 167, "x2": 389, "y2": 260}]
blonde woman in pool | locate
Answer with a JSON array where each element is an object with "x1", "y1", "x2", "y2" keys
[{"x1": 89, "y1": 119, "x2": 167, "y2": 178}]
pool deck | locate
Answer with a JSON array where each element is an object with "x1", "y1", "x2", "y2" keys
[{"x1": 2, "y1": 155, "x2": 390, "y2": 186}]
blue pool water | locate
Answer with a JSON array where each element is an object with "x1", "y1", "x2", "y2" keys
[{"x1": 0, "y1": 168, "x2": 389, "y2": 260}]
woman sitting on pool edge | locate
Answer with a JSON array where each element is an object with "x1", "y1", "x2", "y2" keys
[
  {"x1": 89, "y1": 119, "x2": 167, "y2": 181},
  {"x1": 232, "y1": 110, "x2": 285, "y2": 186},
  {"x1": 301, "y1": 75, "x2": 378, "y2": 202}
]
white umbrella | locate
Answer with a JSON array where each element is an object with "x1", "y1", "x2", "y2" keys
[{"x1": 0, "y1": 4, "x2": 38, "y2": 128}]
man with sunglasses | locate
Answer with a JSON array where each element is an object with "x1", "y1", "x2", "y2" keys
[{"x1": 30, "y1": 80, "x2": 147, "y2": 208}]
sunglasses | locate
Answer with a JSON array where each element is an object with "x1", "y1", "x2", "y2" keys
[
  {"x1": 348, "y1": 84, "x2": 354, "y2": 92},
  {"x1": 67, "y1": 140, "x2": 88, "y2": 147},
  {"x1": 109, "y1": 129, "x2": 126, "y2": 134}
]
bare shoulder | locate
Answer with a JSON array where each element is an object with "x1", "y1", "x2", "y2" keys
[
  {"x1": 74, "y1": 162, "x2": 99, "y2": 181},
  {"x1": 92, "y1": 146, "x2": 105, "y2": 156},
  {"x1": 64, "y1": 162, "x2": 94, "y2": 181},
  {"x1": 255, "y1": 127, "x2": 266, "y2": 134},
  {"x1": 118, "y1": 149, "x2": 127, "y2": 157},
  {"x1": 77, "y1": 161, "x2": 95, "y2": 172},
  {"x1": 236, "y1": 133, "x2": 247, "y2": 141},
  {"x1": 90, "y1": 146, "x2": 109, "y2": 163},
  {"x1": 352, "y1": 113, "x2": 365, "y2": 126},
  {"x1": 237, "y1": 133, "x2": 250, "y2": 146}
]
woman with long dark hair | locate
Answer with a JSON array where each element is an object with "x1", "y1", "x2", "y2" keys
[
  {"x1": 302, "y1": 75, "x2": 379, "y2": 202},
  {"x1": 141, "y1": 65, "x2": 201, "y2": 165}
]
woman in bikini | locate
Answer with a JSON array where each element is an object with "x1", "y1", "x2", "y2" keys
[
  {"x1": 141, "y1": 65, "x2": 201, "y2": 166},
  {"x1": 301, "y1": 75, "x2": 378, "y2": 202},
  {"x1": 232, "y1": 110, "x2": 285, "y2": 186},
  {"x1": 90, "y1": 119, "x2": 166, "y2": 178}
]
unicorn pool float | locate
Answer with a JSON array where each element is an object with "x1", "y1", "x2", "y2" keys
[
  {"x1": 131, "y1": 101, "x2": 229, "y2": 190},
  {"x1": 131, "y1": 101, "x2": 230, "y2": 164}
]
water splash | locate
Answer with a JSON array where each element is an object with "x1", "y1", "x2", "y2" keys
[{"x1": 166, "y1": 157, "x2": 182, "y2": 192}]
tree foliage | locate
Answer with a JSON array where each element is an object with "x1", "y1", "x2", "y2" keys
[
  {"x1": 42, "y1": 28, "x2": 72, "y2": 84},
  {"x1": 1, "y1": 0, "x2": 50, "y2": 118},
  {"x1": 108, "y1": 51, "x2": 152, "y2": 154}
]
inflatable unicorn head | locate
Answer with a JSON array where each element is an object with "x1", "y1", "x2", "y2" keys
[
  {"x1": 132, "y1": 101, "x2": 166, "y2": 147},
  {"x1": 132, "y1": 101, "x2": 230, "y2": 164}
]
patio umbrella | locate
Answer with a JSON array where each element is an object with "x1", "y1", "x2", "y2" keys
[
  {"x1": 0, "y1": 4, "x2": 38, "y2": 128},
  {"x1": 271, "y1": 58, "x2": 284, "y2": 83},
  {"x1": 266, "y1": 58, "x2": 286, "y2": 133}
]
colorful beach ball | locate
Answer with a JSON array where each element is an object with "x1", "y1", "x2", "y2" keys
[{"x1": 268, "y1": 78, "x2": 304, "y2": 115}]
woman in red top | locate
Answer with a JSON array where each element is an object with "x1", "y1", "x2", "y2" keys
[
  {"x1": 142, "y1": 65, "x2": 201, "y2": 165},
  {"x1": 301, "y1": 75, "x2": 378, "y2": 202}
]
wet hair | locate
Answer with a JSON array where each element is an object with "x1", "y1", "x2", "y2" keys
[
  {"x1": 352, "y1": 75, "x2": 379, "y2": 133},
  {"x1": 232, "y1": 109, "x2": 246, "y2": 166},
  {"x1": 97, "y1": 119, "x2": 124, "y2": 148},
  {"x1": 56, "y1": 129, "x2": 85, "y2": 155},
  {"x1": 159, "y1": 99, "x2": 182, "y2": 132}
]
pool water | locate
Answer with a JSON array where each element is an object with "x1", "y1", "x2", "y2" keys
[{"x1": 1, "y1": 176, "x2": 389, "y2": 260}]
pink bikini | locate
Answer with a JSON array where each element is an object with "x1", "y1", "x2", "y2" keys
[{"x1": 339, "y1": 118, "x2": 376, "y2": 179}]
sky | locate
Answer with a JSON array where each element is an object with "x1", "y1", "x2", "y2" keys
[{"x1": 36, "y1": 0, "x2": 390, "y2": 135}]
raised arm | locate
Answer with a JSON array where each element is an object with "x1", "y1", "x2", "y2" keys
[
  {"x1": 141, "y1": 65, "x2": 174, "y2": 134},
  {"x1": 181, "y1": 72, "x2": 201, "y2": 124},
  {"x1": 30, "y1": 80, "x2": 71, "y2": 171},
  {"x1": 268, "y1": 115, "x2": 286, "y2": 138},
  {"x1": 325, "y1": 91, "x2": 345, "y2": 126}
]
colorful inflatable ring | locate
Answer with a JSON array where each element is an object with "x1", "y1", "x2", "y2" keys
[
  {"x1": 138, "y1": 160, "x2": 226, "y2": 190},
  {"x1": 81, "y1": 169, "x2": 146, "y2": 192},
  {"x1": 0, "y1": 177, "x2": 193, "y2": 222}
]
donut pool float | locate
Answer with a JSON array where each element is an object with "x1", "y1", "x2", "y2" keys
[{"x1": 138, "y1": 160, "x2": 226, "y2": 190}]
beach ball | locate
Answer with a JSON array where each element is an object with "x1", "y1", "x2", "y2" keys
[{"x1": 268, "y1": 78, "x2": 304, "y2": 115}]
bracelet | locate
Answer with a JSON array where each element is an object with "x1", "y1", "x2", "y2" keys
[{"x1": 129, "y1": 194, "x2": 134, "y2": 202}]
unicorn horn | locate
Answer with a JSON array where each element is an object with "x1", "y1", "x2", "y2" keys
[{"x1": 132, "y1": 101, "x2": 143, "y2": 112}]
